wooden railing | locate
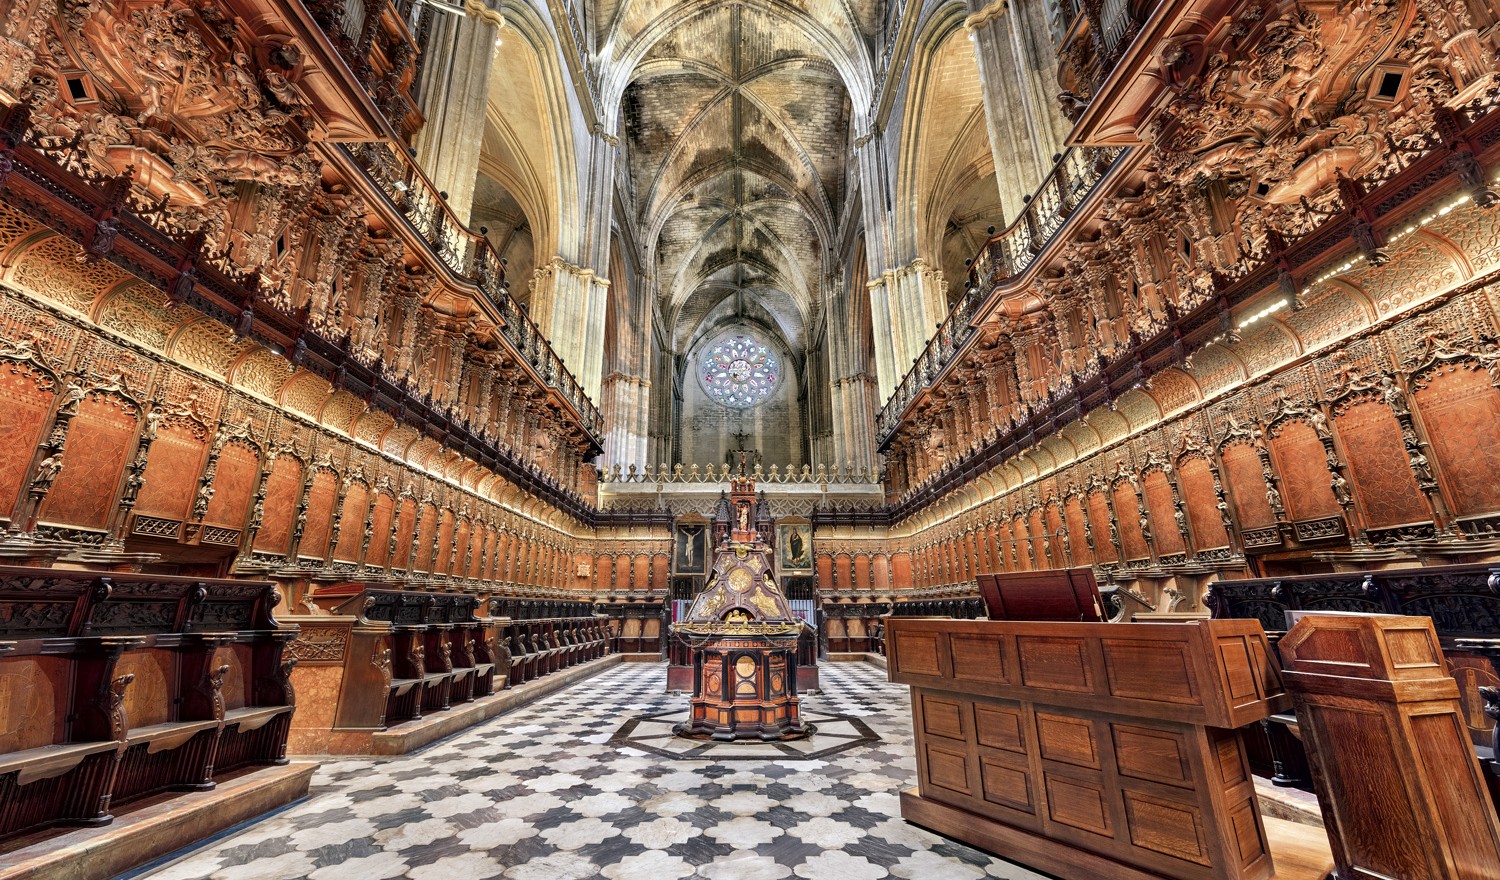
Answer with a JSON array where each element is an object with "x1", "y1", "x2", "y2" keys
[
  {"x1": 342, "y1": 142, "x2": 605, "y2": 440},
  {"x1": 875, "y1": 146, "x2": 1125, "y2": 445}
]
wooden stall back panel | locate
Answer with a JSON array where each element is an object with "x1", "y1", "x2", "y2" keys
[
  {"x1": 254, "y1": 457, "x2": 302, "y2": 554},
  {"x1": 333, "y1": 630, "x2": 395, "y2": 732},
  {"x1": 117, "y1": 649, "x2": 172, "y2": 729},
  {"x1": 1064, "y1": 498, "x2": 1094, "y2": 564},
  {"x1": 1045, "y1": 505, "x2": 1066, "y2": 567},
  {"x1": 365, "y1": 494, "x2": 395, "y2": 568},
  {"x1": 39, "y1": 394, "x2": 136, "y2": 530},
  {"x1": 223, "y1": 643, "x2": 253, "y2": 711},
  {"x1": 434, "y1": 511, "x2": 455, "y2": 573},
  {"x1": 1335, "y1": 400, "x2": 1428, "y2": 528},
  {"x1": 0, "y1": 363, "x2": 54, "y2": 521},
  {"x1": 449, "y1": 520, "x2": 469, "y2": 578},
  {"x1": 413, "y1": 503, "x2": 437, "y2": 571},
  {"x1": 1268, "y1": 424, "x2": 1339, "y2": 522},
  {"x1": 1219, "y1": 444, "x2": 1274, "y2": 530},
  {"x1": 392, "y1": 498, "x2": 417, "y2": 570},
  {"x1": 891, "y1": 553, "x2": 913, "y2": 588},
  {"x1": 332, "y1": 482, "x2": 369, "y2": 562},
  {"x1": 1415, "y1": 366, "x2": 1500, "y2": 516},
  {"x1": 0, "y1": 655, "x2": 66, "y2": 752},
  {"x1": 134, "y1": 421, "x2": 206, "y2": 523},
  {"x1": 465, "y1": 526, "x2": 484, "y2": 580},
  {"x1": 203, "y1": 443, "x2": 258, "y2": 530},
  {"x1": 1144, "y1": 472, "x2": 1185, "y2": 555},
  {"x1": 1113, "y1": 484, "x2": 1151, "y2": 561},
  {"x1": 299, "y1": 470, "x2": 338, "y2": 559},
  {"x1": 1177, "y1": 459, "x2": 1230, "y2": 549},
  {"x1": 1027, "y1": 509, "x2": 1048, "y2": 568},
  {"x1": 1009, "y1": 516, "x2": 1030, "y2": 571},
  {"x1": 1087, "y1": 493, "x2": 1119, "y2": 562}
]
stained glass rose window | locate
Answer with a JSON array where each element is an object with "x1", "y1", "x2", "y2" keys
[{"x1": 700, "y1": 335, "x2": 779, "y2": 408}]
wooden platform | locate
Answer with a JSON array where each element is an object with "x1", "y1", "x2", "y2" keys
[
  {"x1": 902, "y1": 789, "x2": 1334, "y2": 880},
  {"x1": 0, "y1": 762, "x2": 314, "y2": 880}
]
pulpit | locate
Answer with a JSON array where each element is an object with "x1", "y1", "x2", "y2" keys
[{"x1": 671, "y1": 472, "x2": 812, "y2": 741}]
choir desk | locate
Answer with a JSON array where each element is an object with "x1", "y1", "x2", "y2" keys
[{"x1": 886, "y1": 617, "x2": 1324, "y2": 880}]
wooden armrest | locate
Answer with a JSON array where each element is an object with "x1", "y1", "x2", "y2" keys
[
  {"x1": 0, "y1": 740, "x2": 120, "y2": 785},
  {"x1": 126, "y1": 719, "x2": 220, "y2": 754},
  {"x1": 223, "y1": 705, "x2": 291, "y2": 733}
]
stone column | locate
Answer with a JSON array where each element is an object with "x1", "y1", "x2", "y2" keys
[
  {"x1": 965, "y1": 0, "x2": 1071, "y2": 219},
  {"x1": 529, "y1": 257, "x2": 609, "y2": 402},
  {"x1": 869, "y1": 258, "x2": 948, "y2": 403},
  {"x1": 410, "y1": 2, "x2": 504, "y2": 226}
]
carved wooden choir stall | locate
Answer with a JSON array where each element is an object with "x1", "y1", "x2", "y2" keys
[
  {"x1": 0, "y1": 566, "x2": 298, "y2": 845},
  {"x1": 1206, "y1": 563, "x2": 1500, "y2": 798},
  {"x1": 283, "y1": 584, "x2": 509, "y2": 754}
]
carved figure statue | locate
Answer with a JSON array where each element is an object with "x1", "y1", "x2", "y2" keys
[
  {"x1": 1409, "y1": 451, "x2": 1436, "y2": 487},
  {"x1": 1330, "y1": 472, "x2": 1352, "y2": 506},
  {"x1": 57, "y1": 379, "x2": 86, "y2": 415},
  {"x1": 1265, "y1": 483, "x2": 1283, "y2": 514},
  {"x1": 1309, "y1": 409, "x2": 1332, "y2": 441},
  {"x1": 1479, "y1": 341, "x2": 1500, "y2": 388},
  {"x1": 32, "y1": 454, "x2": 63, "y2": 493},
  {"x1": 1379, "y1": 375, "x2": 1409, "y2": 415}
]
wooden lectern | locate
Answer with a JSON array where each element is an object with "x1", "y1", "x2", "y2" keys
[
  {"x1": 888, "y1": 617, "x2": 1289, "y2": 880},
  {"x1": 1279, "y1": 613, "x2": 1500, "y2": 880}
]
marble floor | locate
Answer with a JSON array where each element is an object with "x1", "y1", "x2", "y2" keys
[{"x1": 130, "y1": 662, "x2": 1045, "y2": 880}]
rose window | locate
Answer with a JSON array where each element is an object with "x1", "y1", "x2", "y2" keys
[{"x1": 701, "y1": 335, "x2": 779, "y2": 408}]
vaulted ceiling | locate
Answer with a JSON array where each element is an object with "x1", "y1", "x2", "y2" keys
[{"x1": 608, "y1": 0, "x2": 879, "y2": 354}]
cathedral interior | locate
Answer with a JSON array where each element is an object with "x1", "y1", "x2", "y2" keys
[{"x1": 4, "y1": 0, "x2": 1500, "y2": 877}]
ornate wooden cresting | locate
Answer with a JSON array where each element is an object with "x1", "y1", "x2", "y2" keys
[
  {"x1": 671, "y1": 472, "x2": 811, "y2": 741},
  {"x1": 888, "y1": 616, "x2": 1288, "y2": 880}
]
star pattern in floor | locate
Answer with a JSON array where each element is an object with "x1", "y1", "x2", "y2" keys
[{"x1": 131, "y1": 662, "x2": 1046, "y2": 880}]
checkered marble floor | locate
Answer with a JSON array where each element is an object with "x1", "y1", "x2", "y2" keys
[{"x1": 132, "y1": 662, "x2": 1045, "y2": 880}]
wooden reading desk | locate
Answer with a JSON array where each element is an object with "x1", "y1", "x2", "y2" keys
[{"x1": 887, "y1": 615, "x2": 1332, "y2": 880}]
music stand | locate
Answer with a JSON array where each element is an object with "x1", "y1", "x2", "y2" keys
[{"x1": 977, "y1": 568, "x2": 1105, "y2": 622}]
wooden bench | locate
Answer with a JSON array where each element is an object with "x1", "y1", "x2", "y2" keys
[
  {"x1": 0, "y1": 566, "x2": 296, "y2": 844},
  {"x1": 319, "y1": 587, "x2": 495, "y2": 726},
  {"x1": 491, "y1": 600, "x2": 610, "y2": 686}
]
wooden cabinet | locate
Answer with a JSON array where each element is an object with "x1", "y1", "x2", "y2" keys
[{"x1": 888, "y1": 618, "x2": 1288, "y2": 880}]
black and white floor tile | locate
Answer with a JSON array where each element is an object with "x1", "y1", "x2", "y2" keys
[{"x1": 133, "y1": 662, "x2": 1045, "y2": 880}]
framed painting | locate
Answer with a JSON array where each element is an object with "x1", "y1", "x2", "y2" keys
[
  {"x1": 778, "y1": 522, "x2": 813, "y2": 574},
  {"x1": 674, "y1": 524, "x2": 707, "y2": 574}
]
